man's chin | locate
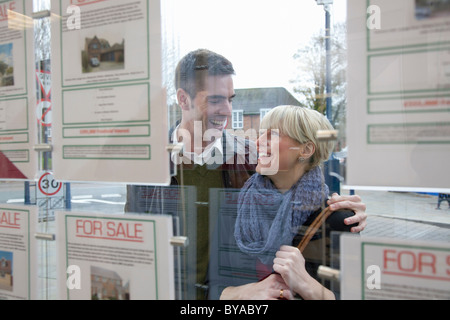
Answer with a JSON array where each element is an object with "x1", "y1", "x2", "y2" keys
[
  {"x1": 208, "y1": 118, "x2": 228, "y2": 131},
  {"x1": 205, "y1": 123, "x2": 226, "y2": 134}
]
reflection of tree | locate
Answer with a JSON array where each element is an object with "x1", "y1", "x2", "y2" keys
[
  {"x1": 34, "y1": 0, "x2": 51, "y2": 63},
  {"x1": 416, "y1": 0, "x2": 450, "y2": 11},
  {"x1": 290, "y1": 22, "x2": 347, "y2": 144},
  {"x1": 0, "y1": 61, "x2": 8, "y2": 75},
  {"x1": 161, "y1": 0, "x2": 181, "y2": 127},
  {"x1": 416, "y1": 0, "x2": 429, "y2": 6}
]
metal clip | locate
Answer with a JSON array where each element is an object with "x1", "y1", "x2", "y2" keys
[
  {"x1": 317, "y1": 130, "x2": 338, "y2": 141},
  {"x1": 166, "y1": 143, "x2": 184, "y2": 154},
  {"x1": 317, "y1": 265, "x2": 340, "y2": 282},
  {"x1": 195, "y1": 201, "x2": 208, "y2": 207},
  {"x1": 170, "y1": 236, "x2": 189, "y2": 247},
  {"x1": 33, "y1": 10, "x2": 51, "y2": 19},
  {"x1": 35, "y1": 233, "x2": 55, "y2": 241},
  {"x1": 34, "y1": 144, "x2": 53, "y2": 152}
]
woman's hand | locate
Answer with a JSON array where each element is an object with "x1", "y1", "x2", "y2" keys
[
  {"x1": 273, "y1": 246, "x2": 335, "y2": 300},
  {"x1": 327, "y1": 193, "x2": 367, "y2": 233}
]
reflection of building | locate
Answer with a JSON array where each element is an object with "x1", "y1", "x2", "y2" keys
[
  {"x1": 0, "y1": 74, "x2": 14, "y2": 86},
  {"x1": 0, "y1": 256, "x2": 13, "y2": 289},
  {"x1": 231, "y1": 87, "x2": 301, "y2": 140},
  {"x1": 169, "y1": 87, "x2": 301, "y2": 137},
  {"x1": 90, "y1": 266, "x2": 129, "y2": 300},
  {"x1": 84, "y1": 36, "x2": 124, "y2": 63}
]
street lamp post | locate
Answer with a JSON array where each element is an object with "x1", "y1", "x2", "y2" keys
[
  {"x1": 315, "y1": 0, "x2": 333, "y2": 123},
  {"x1": 316, "y1": 1, "x2": 341, "y2": 195}
]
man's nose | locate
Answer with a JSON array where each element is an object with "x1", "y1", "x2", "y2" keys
[{"x1": 221, "y1": 101, "x2": 232, "y2": 117}]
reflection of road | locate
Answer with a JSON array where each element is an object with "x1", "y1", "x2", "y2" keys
[
  {"x1": 90, "y1": 61, "x2": 125, "y2": 73},
  {"x1": 0, "y1": 281, "x2": 13, "y2": 291},
  {"x1": 64, "y1": 183, "x2": 127, "y2": 214},
  {"x1": 0, "y1": 182, "x2": 127, "y2": 214},
  {"x1": 430, "y1": 10, "x2": 450, "y2": 18}
]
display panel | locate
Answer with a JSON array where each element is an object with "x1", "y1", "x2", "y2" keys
[
  {"x1": 346, "y1": 0, "x2": 450, "y2": 191},
  {"x1": 0, "y1": 204, "x2": 37, "y2": 300},
  {"x1": 57, "y1": 211, "x2": 174, "y2": 300},
  {"x1": 51, "y1": 0, "x2": 170, "y2": 185},
  {"x1": 0, "y1": 0, "x2": 37, "y2": 180}
]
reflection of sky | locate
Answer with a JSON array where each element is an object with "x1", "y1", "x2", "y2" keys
[
  {"x1": 0, "y1": 250, "x2": 13, "y2": 266},
  {"x1": 172, "y1": 0, "x2": 347, "y2": 90},
  {"x1": 0, "y1": 43, "x2": 13, "y2": 67}
]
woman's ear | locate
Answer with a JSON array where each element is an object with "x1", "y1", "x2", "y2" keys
[
  {"x1": 301, "y1": 142, "x2": 315, "y2": 159},
  {"x1": 177, "y1": 88, "x2": 191, "y2": 111}
]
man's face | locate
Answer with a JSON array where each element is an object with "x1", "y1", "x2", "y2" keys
[{"x1": 189, "y1": 75, "x2": 235, "y2": 135}]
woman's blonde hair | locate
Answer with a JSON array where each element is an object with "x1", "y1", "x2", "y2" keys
[{"x1": 260, "y1": 105, "x2": 335, "y2": 169}]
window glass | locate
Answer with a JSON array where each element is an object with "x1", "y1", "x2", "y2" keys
[
  {"x1": 232, "y1": 110, "x2": 244, "y2": 129},
  {"x1": 0, "y1": 0, "x2": 447, "y2": 301}
]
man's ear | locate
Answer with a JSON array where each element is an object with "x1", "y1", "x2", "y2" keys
[{"x1": 177, "y1": 88, "x2": 191, "y2": 111}]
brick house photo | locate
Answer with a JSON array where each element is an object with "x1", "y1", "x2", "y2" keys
[
  {"x1": 0, "y1": 252, "x2": 13, "y2": 292},
  {"x1": 82, "y1": 36, "x2": 125, "y2": 73}
]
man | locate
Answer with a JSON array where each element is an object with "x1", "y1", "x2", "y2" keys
[{"x1": 126, "y1": 49, "x2": 367, "y2": 299}]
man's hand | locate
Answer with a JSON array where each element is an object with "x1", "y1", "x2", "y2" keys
[
  {"x1": 327, "y1": 193, "x2": 367, "y2": 233},
  {"x1": 220, "y1": 273, "x2": 293, "y2": 300}
]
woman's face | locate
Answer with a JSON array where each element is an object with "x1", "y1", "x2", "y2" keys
[{"x1": 256, "y1": 129, "x2": 302, "y2": 176}]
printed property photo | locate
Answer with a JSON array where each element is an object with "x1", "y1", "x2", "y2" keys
[
  {"x1": 0, "y1": 43, "x2": 14, "y2": 87},
  {"x1": 415, "y1": 0, "x2": 450, "y2": 20},
  {"x1": 81, "y1": 35, "x2": 125, "y2": 74}
]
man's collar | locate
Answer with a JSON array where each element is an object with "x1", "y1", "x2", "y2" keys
[{"x1": 171, "y1": 124, "x2": 224, "y2": 165}]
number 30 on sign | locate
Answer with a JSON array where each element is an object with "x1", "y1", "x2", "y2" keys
[{"x1": 38, "y1": 172, "x2": 62, "y2": 196}]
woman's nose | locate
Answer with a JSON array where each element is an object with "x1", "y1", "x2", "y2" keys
[{"x1": 257, "y1": 132, "x2": 269, "y2": 153}]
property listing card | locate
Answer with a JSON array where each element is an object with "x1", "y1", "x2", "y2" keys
[
  {"x1": 0, "y1": 0, "x2": 38, "y2": 180},
  {"x1": 57, "y1": 211, "x2": 175, "y2": 300},
  {"x1": 341, "y1": 234, "x2": 450, "y2": 300},
  {"x1": 346, "y1": 0, "x2": 450, "y2": 191},
  {"x1": 0, "y1": 205, "x2": 37, "y2": 300},
  {"x1": 51, "y1": 0, "x2": 170, "y2": 185}
]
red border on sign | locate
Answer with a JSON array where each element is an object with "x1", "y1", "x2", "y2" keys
[
  {"x1": 36, "y1": 98, "x2": 52, "y2": 127},
  {"x1": 38, "y1": 172, "x2": 62, "y2": 196}
]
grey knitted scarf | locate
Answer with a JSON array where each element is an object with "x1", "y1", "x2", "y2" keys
[{"x1": 234, "y1": 166, "x2": 329, "y2": 265}]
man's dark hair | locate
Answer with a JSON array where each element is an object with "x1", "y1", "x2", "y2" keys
[{"x1": 175, "y1": 49, "x2": 235, "y2": 98}]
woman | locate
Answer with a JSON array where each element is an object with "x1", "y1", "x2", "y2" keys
[{"x1": 233, "y1": 105, "x2": 343, "y2": 300}]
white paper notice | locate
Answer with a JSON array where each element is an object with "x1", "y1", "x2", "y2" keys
[
  {"x1": 0, "y1": 0, "x2": 37, "y2": 180},
  {"x1": 51, "y1": 0, "x2": 170, "y2": 184},
  {"x1": 0, "y1": 205, "x2": 37, "y2": 300},
  {"x1": 346, "y1": 0, "x2": 450, "y2": 191},
  {"x1": 57, "y1": 211, "x2": 174, "y2": 300},
  {"x1": 340, "y1": 235, "x2": 450, "y2": 300}
]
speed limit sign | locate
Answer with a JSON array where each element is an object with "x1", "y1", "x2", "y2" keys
[{"x1": 38, "y1": 172, "x2": 62, "y2": 197}]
